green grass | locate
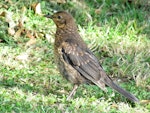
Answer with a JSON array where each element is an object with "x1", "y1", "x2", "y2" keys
[{"x1": 0, "y1": 0, "x2": 150, "y2": 112}]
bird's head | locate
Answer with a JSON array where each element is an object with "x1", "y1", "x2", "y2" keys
[{"x1": 45, "y1": 11, "x2": 76, "y2": 29}]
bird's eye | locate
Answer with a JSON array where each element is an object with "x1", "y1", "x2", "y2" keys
[{"x1": 57, "y1": 15, "x2": 62, "y2": 19}]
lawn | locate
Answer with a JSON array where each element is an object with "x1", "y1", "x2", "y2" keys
[{"x1": 0, "y1": 0, "x2": 150, "y2": 112}]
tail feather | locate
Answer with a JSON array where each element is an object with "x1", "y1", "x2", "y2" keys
[{"x1": 104, "y1": 76, "x2": 139, "y2": 103}]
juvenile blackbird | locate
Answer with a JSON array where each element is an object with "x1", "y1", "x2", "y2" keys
[{"x1": 45, "y1": 11, "x2": 139, "y2": 102}]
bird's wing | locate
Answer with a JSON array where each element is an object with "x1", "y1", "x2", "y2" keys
[
  {"x1": 61, "y1": 40, "x2": 107, "y2": 90},
  {"x1": 60, "y1": 40, "x2": 139, "y2": 102}
]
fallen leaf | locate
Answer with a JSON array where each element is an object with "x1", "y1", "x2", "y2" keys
[
  {"x1": 5, "y1": 11, "x2": 16, "y2": 28},
  {"x1": 3, "y1": 11, "x2": 17, "y2": 36},
  {"x1": 19, "y1": 6, "x2": 27, "y2": 27},
  {"x1": 26, "y1": 31, "x2": 35, "y2": 39},
  {"x1": 8, "y1": 27, "x2": 15, "y2": 36},
  {"x1": 25, "y1": 38, "x2": 36, "y2": 47},
  {"x1": 14, "y1": 28, "x2": 24, "y2": 38},
  {"x1": 34, "y1": 32, "x2": 39, "y2": 38},
  {"x1": 31, "y1": 3, "x2": 42, "y2": 15},
  {"x1": 0, "y1": 11, "x2": 6, "y2": 16}
]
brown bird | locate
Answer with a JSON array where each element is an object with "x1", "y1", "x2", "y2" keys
[{"x1": 45, "y1": 11, "x2": 139, "y2": 102}]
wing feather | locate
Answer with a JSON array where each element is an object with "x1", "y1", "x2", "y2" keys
[{"x1": 61, "y1": 41, "x2": 102, "y2": 81}]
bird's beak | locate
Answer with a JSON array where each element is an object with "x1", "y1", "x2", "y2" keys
[{"x1": 44, "y1": 13, "x2": 52, "y2": 19}]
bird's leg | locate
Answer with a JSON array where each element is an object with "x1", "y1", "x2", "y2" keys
[{"x1": 67, "y1": 84, "x2": 78, "y2": 100}]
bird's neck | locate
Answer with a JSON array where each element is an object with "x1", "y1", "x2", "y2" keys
[
  {"x1": 56, "y1": 23, "x2": 78, "y2": 34},
  {"x1": 55, "y1": 26, "x2": 78, "y2": 43},
  {"x1": 55, "y1": 24, "x2": 85, "y2": 48}
]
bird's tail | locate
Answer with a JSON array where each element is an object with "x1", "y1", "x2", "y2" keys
[{"x1": 103, "y1": 76, "x2": 139, "y2": 103}]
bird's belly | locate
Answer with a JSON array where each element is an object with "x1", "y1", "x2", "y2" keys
[{"x1": 55, "y1": 55, "x2": 87, "y2": 85}]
